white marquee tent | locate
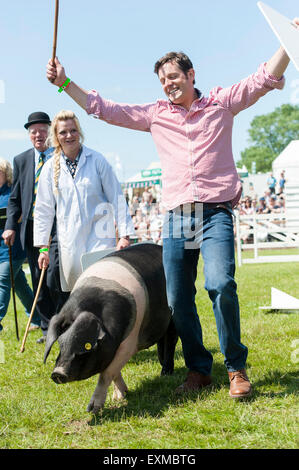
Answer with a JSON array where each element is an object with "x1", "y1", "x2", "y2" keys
[
  {"x1": 124, "y1": 161, "x2": 162, "y2": 188},
  {"x1": 272, "y1": 140, "x2": 299, "y2": 182}
]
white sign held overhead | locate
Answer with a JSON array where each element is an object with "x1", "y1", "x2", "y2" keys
[{"x1": 258, "y1": 2, "x2": 299, "y2": 72}]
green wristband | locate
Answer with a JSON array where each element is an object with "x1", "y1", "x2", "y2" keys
[
  {"x1": 39, "y1": 248, "x2": 49, "y2": 253},
  {"x1": 58, "y1": 78, "x2": 71, "y2": 93}
]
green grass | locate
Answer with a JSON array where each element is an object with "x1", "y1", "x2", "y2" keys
[{"x1": 0, "y1": 253, "x2": 298, "y2": 449}]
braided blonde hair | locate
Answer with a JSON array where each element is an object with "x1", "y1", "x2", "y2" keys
[{"x1": 48, "y1": 110, "x2": 84, "y2": 196}]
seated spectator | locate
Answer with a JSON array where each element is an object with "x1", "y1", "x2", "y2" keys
[
  {"x1": 129, "y1": 195, "x2": 140, "y2": 216},
  {"x1": 263, "y1": 189, "x2": 272, "y2": 206},
  {"x1": 278, "y1": 194, "x2": 285, "y2": 211},
  {"x1": 137, "y1": 216, "x2": 150, "y2": 242},
  {"x1": 149, "y1": 205, "x2": 163, "y2": 245},
  {"x1": 247, "y1": 182, "x2": 258, "y2": 201},
  {"x1": 133, "y1": 209, "x2": 147, "y2": 241},
  {"x1": 267, "y1": 195, "x2": 281, "y2": 213},
  {"x1": 140, "y1": 189, "x2": 152, "y2": 216},
  {"x1": 257, "y1": 197, "x2": 271, "y2": 214},
  {"x1": 252, "y1": 198, "x2": 258, "y2": 212},
  {"x1": 239, "y1": 197, "x2": 254, "y2": 215}
]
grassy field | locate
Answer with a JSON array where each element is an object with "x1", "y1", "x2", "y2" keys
[{"x1": 0, "y1": 250, "x2": 298, "y2": 450}]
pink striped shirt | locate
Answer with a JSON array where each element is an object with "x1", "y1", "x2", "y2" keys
[{"x1": 86, "y1": 63, "x2": 284, "y2": 210}]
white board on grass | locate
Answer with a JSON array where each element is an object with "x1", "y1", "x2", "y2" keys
[
  {"x1": 259, "y1": 287, "x2": 299, "y2": 310},
  {"x1": 258, "y1": 2, "x2": 299, "y2": 72}
]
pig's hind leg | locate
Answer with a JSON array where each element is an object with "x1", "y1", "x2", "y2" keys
[
  {"x1": 113, "y1": 372, "x2": 128, "y2": 401},
  {"x1": 157, "y1": 318, "x2": 178, "y2": 376}
]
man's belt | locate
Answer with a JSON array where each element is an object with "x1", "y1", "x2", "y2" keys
[{"x1": 178, "y1": 202, "x2": 232, "y2": 212}]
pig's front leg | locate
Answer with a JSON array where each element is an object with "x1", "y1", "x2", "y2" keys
[
  {"x1": 87, "y1": 373, "x2": 112, "y2": 414},
  {"x1": 113, "y1": 373, "x2": 128, "y2": 401}
]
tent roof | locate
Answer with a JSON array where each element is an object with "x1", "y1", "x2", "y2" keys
[
  {"x1": 124, "y1": 161, "x2": 162, "y2": 187},
  {"x1": 272, "y1": 140, "x2": 299, "y2": 169}
]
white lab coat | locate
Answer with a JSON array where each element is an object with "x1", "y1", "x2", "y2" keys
[{"x1": 34, "y1": 145, "x2": 135, "y2": 291}]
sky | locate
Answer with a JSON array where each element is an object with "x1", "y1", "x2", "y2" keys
[{"x1": 1, "y1": 0, "x2": 299, "y2": 181}]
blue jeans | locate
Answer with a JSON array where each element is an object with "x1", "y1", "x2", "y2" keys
[
  {"x1": 0, "y1": 258, "x2": 40, "y2": 330},
  {"x1": 162, "y1": 205, "x2": 248, "y2": 374}
]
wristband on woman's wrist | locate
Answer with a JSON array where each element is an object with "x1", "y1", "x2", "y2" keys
[
  {"x1": 58, "y1": 78, "x2": 71, "y2": 93},
  {"x1": 39, "y1": 247, "x2": 49, "y2": 253}
]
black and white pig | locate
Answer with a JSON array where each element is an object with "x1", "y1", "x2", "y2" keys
[{"x1": 44, "y1": 243, "x2": 178, "y2": 414}]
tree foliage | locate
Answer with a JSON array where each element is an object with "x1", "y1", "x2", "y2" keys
[{"x1": 238, "y1": 104, "x2": 299, "y2": 173}]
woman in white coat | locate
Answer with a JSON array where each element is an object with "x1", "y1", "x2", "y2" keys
[{"x1": 34, "y1": 110, "x2": 135, "y2": 292}]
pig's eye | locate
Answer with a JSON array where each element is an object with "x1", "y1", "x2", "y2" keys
[{"x1": 74, "y1": 342, "x2": 96, "y2": 356}]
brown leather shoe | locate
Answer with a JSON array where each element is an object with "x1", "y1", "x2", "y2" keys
[
  {"x1": 228, "y1": 369, "x2": 252, "y2": 398},
  {"x1": 175, "y1": 371, "x2": 212, "y2": 394}
]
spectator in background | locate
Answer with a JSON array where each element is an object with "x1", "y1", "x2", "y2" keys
[
  {"x1": 251, "y1": 198, "x2": 258, "y2": 212},
  {"x1": 129, "y1": 195, "x2": 140, "y2": 217},
  {"x1": 239, "y1": 197, "x2": 254, "y2": 215},
  {"x1": 0, "y1": 158, "x2": 40, "y2": 333},
  {"x1": 140, "y1": 189, "x2": 152, "y2": 216},
  {"x1": 134, "y1": 209, "x2": 149, "y2": 242},
  {"x1": 257, "y1": 197, "x2": 270, "y2": 214},
  {"x1": 267, "y1": 172, "x2": 277, "y2": 194},
  {"x1": 264, "y1": 189, "x2": 272, "y2": 206},
  {"x1": 278, "y1": 171, "x2": 286, "y2": 195},
  {"x1": 149, "y1": 205, "x2": 163, "y2": 245},
  {"x1": 247, "y1": 182, "x2": 258, "y2": 201},
  {"x1": 278, "y1": 194, "x2": 285, "y2": 211},
  {"x1": 268, "y1": 195, "x2": 281, "y2": 213}
]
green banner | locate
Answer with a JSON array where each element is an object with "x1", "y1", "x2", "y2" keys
[{"x1": 141, "y1": 168, "x2": 162, "y2": 178}]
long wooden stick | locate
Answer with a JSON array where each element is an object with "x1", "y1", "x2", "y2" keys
[
  {"x1": 8, "y1": 245, "x2": 19, "y2": 341},
  {"x1": 20, "y1": 267, "x2": 46, "y2": 353},
  {"x1": 52, "y1": 0, "x2": 59, "y2": 63}
]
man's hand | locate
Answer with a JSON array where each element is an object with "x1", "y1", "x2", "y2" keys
[
  {"x1": 47, "y1": 57, "x2": 67, "y2": 86},
  {"x1": 46, "y1": 57, "x2": 88, "y2": 110},
  {"x1": 266, "y1": 18, "x2": 299, "y2": 79},
  {"x1": 116, "y1": 237, "x2": 130, "y2": 251},
  {"x1": 38, "y1": 251, "x2": 50, "y2": 270},
  {"x1": 2, "y1": 229, "x2": 16, "y2": 246}
]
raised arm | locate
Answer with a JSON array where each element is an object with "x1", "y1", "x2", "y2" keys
[
  {"x1": 46, "y1": 57, "x2": 88, "y2": 110},
  {"x1": 266, "y1": 18, "x2": 299, "y2": 79}
]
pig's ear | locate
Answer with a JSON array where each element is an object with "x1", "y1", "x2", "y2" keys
[
  {"x1": 44, "y1": 314, "x2": 64, "y2": 364},
  {"x1": 70, "y1": 311, "x2": 106, "y2": 355}
]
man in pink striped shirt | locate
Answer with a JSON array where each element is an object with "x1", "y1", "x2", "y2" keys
[{"x1": 46, "y1": 31, "x2": 296, "y2": 399}]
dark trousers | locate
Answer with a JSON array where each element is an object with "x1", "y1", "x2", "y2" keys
[{"x1": 25, "y1": 220, "x2": 69, "y2": 336}]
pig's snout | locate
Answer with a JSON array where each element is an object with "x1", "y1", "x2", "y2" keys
[{"x1": 51, "y1": 367, "x2": 68, "y2": 384}]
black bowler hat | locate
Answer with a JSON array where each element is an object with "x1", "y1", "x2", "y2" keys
[{"x1": 24, "y1": 111, "x2": 51, "y2": 129}]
